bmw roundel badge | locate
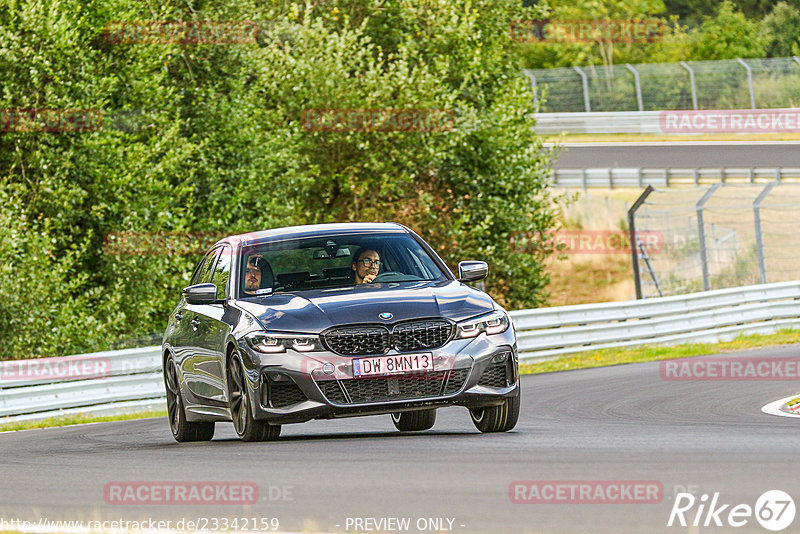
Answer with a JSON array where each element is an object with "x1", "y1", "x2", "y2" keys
[{"x1": 379, "y1": 312, "x2": 393, "y2": 320}]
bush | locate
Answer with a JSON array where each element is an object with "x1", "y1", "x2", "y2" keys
[{"x1": 0, "y1": 0, "x2": 558, "y2": 358}]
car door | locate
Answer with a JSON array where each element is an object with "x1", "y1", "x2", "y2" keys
[
  {"x1": 183, "y1": 246, "x2": 223, "y2": 403},
  {"x1": 187, "y1": 244, "x2": 235, "y2": 404},
  {"x1": 168, "y1": 252, "x2": 210, "y2": 393}
]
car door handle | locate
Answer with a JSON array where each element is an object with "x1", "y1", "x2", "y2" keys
[
  {"x1": 175, "y1": 312, "x2": 183, "y2": 322},
  {"x1": 190, "y1": 317, "x2": 200, "y2": 330}
]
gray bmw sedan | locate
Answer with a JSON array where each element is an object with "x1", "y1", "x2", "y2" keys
[{"x1": 162, "y1": 223, "x2": 519, "y2": 442}]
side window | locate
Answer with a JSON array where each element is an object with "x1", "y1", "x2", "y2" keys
[
  {"x1": 211, "y1": 245, "x2": 232, "y2": 299},
  {"x1": 198, "y1": 247, "x2": 221, "y2": 284},
  {"x1": 189, "y1": 256, "x2": 207, "y2": 286}
]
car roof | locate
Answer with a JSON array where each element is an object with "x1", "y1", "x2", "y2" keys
[{"x1": 218, "y1": 222, "x2": 409, "y2": 247}]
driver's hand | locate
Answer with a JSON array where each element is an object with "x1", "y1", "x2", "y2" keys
[{"x1": 363, "y1": 273, "x2": 377, "y2": 284}]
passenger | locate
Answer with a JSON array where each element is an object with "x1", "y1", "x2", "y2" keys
[
  {"x1": 351, "y1": 248, "x2": 380, "y2": 284},
  {"x1": 243, "y1": 255, "x2": 269, "y2": 295}
]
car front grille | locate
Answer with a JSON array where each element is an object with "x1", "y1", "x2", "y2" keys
[
  {"x1": 316, "y1": 368, "x2": 470, "y2": 405},
  {"x1": 321, "y1": 319, "x2": 454, "y2": 356},
  {"x1": 392, "y1": 319, "x2": 454, "y2": 352},
  {"x1": 322, "y1": 326, "x2": 390, "y2": 356}
]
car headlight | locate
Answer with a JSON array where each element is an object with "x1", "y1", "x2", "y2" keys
[
  {"x1": 456, "y1": 310, "x2": 510, "y2": 339},
  {"x1": 245, "y1": 332, "x2": 324, "y2": 353}
]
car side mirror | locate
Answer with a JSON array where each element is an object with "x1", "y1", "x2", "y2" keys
[
  {"x1": 458, "y1": 261, "x2": 488, "y2": 282},
  {"x1": 183, "y1": 283, "x2": 220, "y2": 305}
]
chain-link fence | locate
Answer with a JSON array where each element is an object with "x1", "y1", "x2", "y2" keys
[
  {"x1": 630, "y1": 183, "x2": 800, "y2": 298},
  {"x1": 526, "y1": 57, "x2": 800, "y2": 112}
]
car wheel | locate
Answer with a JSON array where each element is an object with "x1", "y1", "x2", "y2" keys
[
  {"x1": 164, "y1": 355, "x2": 215, "y2": 442},
  {"x1": 391, "y1": 409, "x2": 436, "y2": 431},
  {"x1": 469, "y1": 384, "x2": 520, "y2": 433},
  {"x1": 228, "y1": 353, "x2": 281, "y2": 442}
]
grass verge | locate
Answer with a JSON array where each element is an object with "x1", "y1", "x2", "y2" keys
[
  {"x1": 0, "y1": 409, "x2": 167, "y2": 433},
  {"x1": 520, "y1": 329, "x2": 800, "y2": 375}
]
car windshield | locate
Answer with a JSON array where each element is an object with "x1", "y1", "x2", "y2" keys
[{"x1": 238, "y1": 232, "x2": 448, "y2": 297}]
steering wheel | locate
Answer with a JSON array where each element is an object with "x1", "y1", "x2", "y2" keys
[{"x1": 372, "y1": 271, "x2": 405, "y2": 282}]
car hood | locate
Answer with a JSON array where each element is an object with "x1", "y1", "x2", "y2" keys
[{"x1": 235, "y1": 280, "x2": 495, "y2": 333}]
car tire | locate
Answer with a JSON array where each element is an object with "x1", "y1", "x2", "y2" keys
[
  {"x1": 391, "y1": 409, "x2": 436, "y2": 431},
  {"x1": 469, "y1": 384, "x2": 520, "y2": 433},
  {"x1": 164, "y1": 355, "x2": 215, "y2": 442},
  {"x1": 228, "y1": 353, "x2": 281, "y2": 442}
]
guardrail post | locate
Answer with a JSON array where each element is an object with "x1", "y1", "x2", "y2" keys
[
  {"x1": 574, "y1": 66, "x2": 591, "y2": 112},
  {"x1": 680, "y1": 61, "x2": 698, "y2": 110},
  {"x1": 625, "y1": 63, "x2": 644, "y2": 111},
  {"x1": 697, "y1": 183, "x2": 722, "y2": 291},
  {"x1": 628, "y1": 185, "x2": 655, "y2": 299},
  {"x1": 737, "y1": 58, "x2": 756, "y2": 109},
  {"x1": 753, "y1": 181, "x2": 778, "y2": 284},
  {"x1": 776, "y1": 167, "x2": 782, "y2": 182},
  {"x1": 522, "y1": 69, "x2": 538, "y2": 110},
  {"x1": 693, "y1": 168, "x2": 699, "y2": 186}
]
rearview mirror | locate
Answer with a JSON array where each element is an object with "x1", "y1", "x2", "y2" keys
[
  {"x1": 458, "y1": 261, "x2": 488, "y2": 282},
  {"x1": 182, "y1": 283, "x2": 220, "y2": 305}
]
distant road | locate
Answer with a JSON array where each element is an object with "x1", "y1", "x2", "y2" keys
[{"x1": 550, "y1": 141, "x2": 800, "y2": 168}]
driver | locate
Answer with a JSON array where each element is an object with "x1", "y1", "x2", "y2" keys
[
  {"x1": 243, "y1": 255, "x2": 267, "y2": 294},
  {"x1": 351, "y1": 248, "x2": 380, "y2": 284}
]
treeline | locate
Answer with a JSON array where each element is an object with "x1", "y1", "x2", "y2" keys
[
  {"x1": 0, "y1": 0, "x2": 559, "y2": 358},
  {"x1": 520, "y1": 0, "x2": 800, "y2": 68}
]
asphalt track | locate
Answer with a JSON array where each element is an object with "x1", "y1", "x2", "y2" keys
[
  {"x1": 2, "y1": 346, "x2": 799, "y2": 534},
  {"x1": 551, "y1": 142, "x2": 800, "y2": 169}
]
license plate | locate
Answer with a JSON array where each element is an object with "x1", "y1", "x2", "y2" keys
[{"x1": 353, "y1": 353, "x2": 434, "y2": 377}]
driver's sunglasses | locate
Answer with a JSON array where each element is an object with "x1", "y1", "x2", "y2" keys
[{"x1": 358, "y1": 258, "x2": 381, "y2": 268}]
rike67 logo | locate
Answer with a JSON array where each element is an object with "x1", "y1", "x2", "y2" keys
[{"x1": 668, "y1": 490, "x2": 795, "y2": 531}]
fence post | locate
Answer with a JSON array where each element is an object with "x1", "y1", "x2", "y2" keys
[
  {"x1": 680, "y1": 61, "x2": 698, "y2": 110},
  {"x1": 574, "y1": 66, "x2": 591, "y2": 112},
  {"x1": 625, "y1": 63, "x2": 644, "y2": 111},
  {"x1": 736, "y1": 58, "x2": 756, "y2": 109},
  {"x1": 753, "y1": 181, "x2": 778, "y2": 284},
  {"x1": 794, "y1": 56, "x2": 800, "y2": 66},
  {"x1": 629, "y1": 185, "x2": 655, "y2": 299},
  {"x1": 697, "y1": 183, "x2": 722, "y2": 291},
  {"x1": 522, "y1": 69, "x2": 538, "y2": 110}
]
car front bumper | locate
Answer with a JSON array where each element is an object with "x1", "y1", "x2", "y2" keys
[{"x1": 238, "y1": 329, "x2": 519, "y2": 424}]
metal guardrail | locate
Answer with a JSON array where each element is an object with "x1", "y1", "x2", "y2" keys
[
  {"x1": 534, "y1": 109, "x2": 800, "y2": 134},
  {"x1": 511, "y1": 281, "x2": 800, "y2": 361},
  {"x1": 0, "y1": 346, "x2": 164, "y2": 423},
  {"x1": 2, "y1": 280, "x2": 800, "y2": 421},
  {"x1": 535, "y1": 111, "x2": 665, "y2": 134},
  {"x1": 551, "y1": 167, "x2": 800, "y2": 188}
]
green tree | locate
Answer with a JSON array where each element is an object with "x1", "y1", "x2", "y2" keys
[
  {"x1": 686, "y1": 1, "x2": 766, "y2": 60},
  {"x1": 0, "y1": 0, "x2": 559, "y2": 358},
  {"x1": 761, "y1": 2, "x2": 800, "y2": 57}
]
